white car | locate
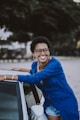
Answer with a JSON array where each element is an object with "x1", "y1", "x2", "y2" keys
[{"x1": 0, "y1": 70, "x2": 48, "y2": 120}]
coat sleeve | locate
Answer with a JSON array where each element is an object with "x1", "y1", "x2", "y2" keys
[{"x1": 18, "y1": 59, "x2": 63, "y2": 84}]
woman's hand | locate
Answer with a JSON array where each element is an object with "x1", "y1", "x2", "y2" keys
[
  {"x1": 0, "y1": 75, "x2": 5, "y2": 81},
  {"x1": 11, "y1": 68, "x2": 21, "y2": 71},
  {"x1": 11, "y1": 68, "x2": 30, "y2": 73},
  {"x1": 0, "y1": 75, "x2": 18, "y2": 81}
]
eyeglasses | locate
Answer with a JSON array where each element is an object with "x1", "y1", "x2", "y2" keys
[{"x1": 34, "y1": 48, "x2": 49, "y2": 54}]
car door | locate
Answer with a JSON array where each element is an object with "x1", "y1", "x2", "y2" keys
[{"x1": 23, "y1": 83, "x2": 48, "y2": 120}]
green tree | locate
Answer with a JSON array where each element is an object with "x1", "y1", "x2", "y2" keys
[{"x1": 0, "y1": 0, "x2": 80, "y2": 45}]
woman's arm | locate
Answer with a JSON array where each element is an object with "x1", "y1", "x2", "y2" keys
[
  {"x1": 0, "y1": 59, "x2": 62, "y2": 83},
  {"x1": 18, "y1": 60, "x2": 62, "y2": 84},
  {"x1": 0, "y1": 75, "x2": 18, "y2": 81},
  {"x1": 11, "y1": 68, "x2": 30, "y2": 73}
]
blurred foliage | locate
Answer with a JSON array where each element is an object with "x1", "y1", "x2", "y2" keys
[{"x1": 0, "y1": 0, "x2": 80, "y2": 56}]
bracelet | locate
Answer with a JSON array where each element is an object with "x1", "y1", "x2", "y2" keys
[
  {"x1": 12, "y1": 75, "x2": 14, "y2": 80},
  {"x1": 4, "y1": 75, "x2": 6, "y2": 80}
]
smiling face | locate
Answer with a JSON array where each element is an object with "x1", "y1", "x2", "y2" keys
[{"x1": 33, "y1": 43, "x2": 50, "y2": 68}]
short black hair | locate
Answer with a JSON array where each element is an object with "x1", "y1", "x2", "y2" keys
[{"x1": 30, "y1": 36, "x2": 51, "y2": 53}]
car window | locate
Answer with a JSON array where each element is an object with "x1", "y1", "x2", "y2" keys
[
  {"x1": 0, "y1": 81, "x2": 23, "y2": 120},
  {"x1": 23, "y1": 83, "x2": 38, "y2": 108},
  {"x1": 23, "y1": 83, "x2": 42, "y2": 108}
]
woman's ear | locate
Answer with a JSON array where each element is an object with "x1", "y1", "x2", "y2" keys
[{"x1": 32, "y1": 53, "x2": 36, "y2": 60}]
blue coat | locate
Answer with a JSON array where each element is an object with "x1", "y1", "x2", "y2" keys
[{"x1": 18, "y1": 57, "x2": 79, "y2": 120}]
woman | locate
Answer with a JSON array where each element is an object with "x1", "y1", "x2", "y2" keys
[{"x1": 0, "y1": 36, "x2": 79, "y2": 120}]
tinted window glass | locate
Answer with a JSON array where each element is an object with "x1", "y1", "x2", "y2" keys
[{"x1": 0, "y1": 81, "x2": 23, "y2": 120}]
